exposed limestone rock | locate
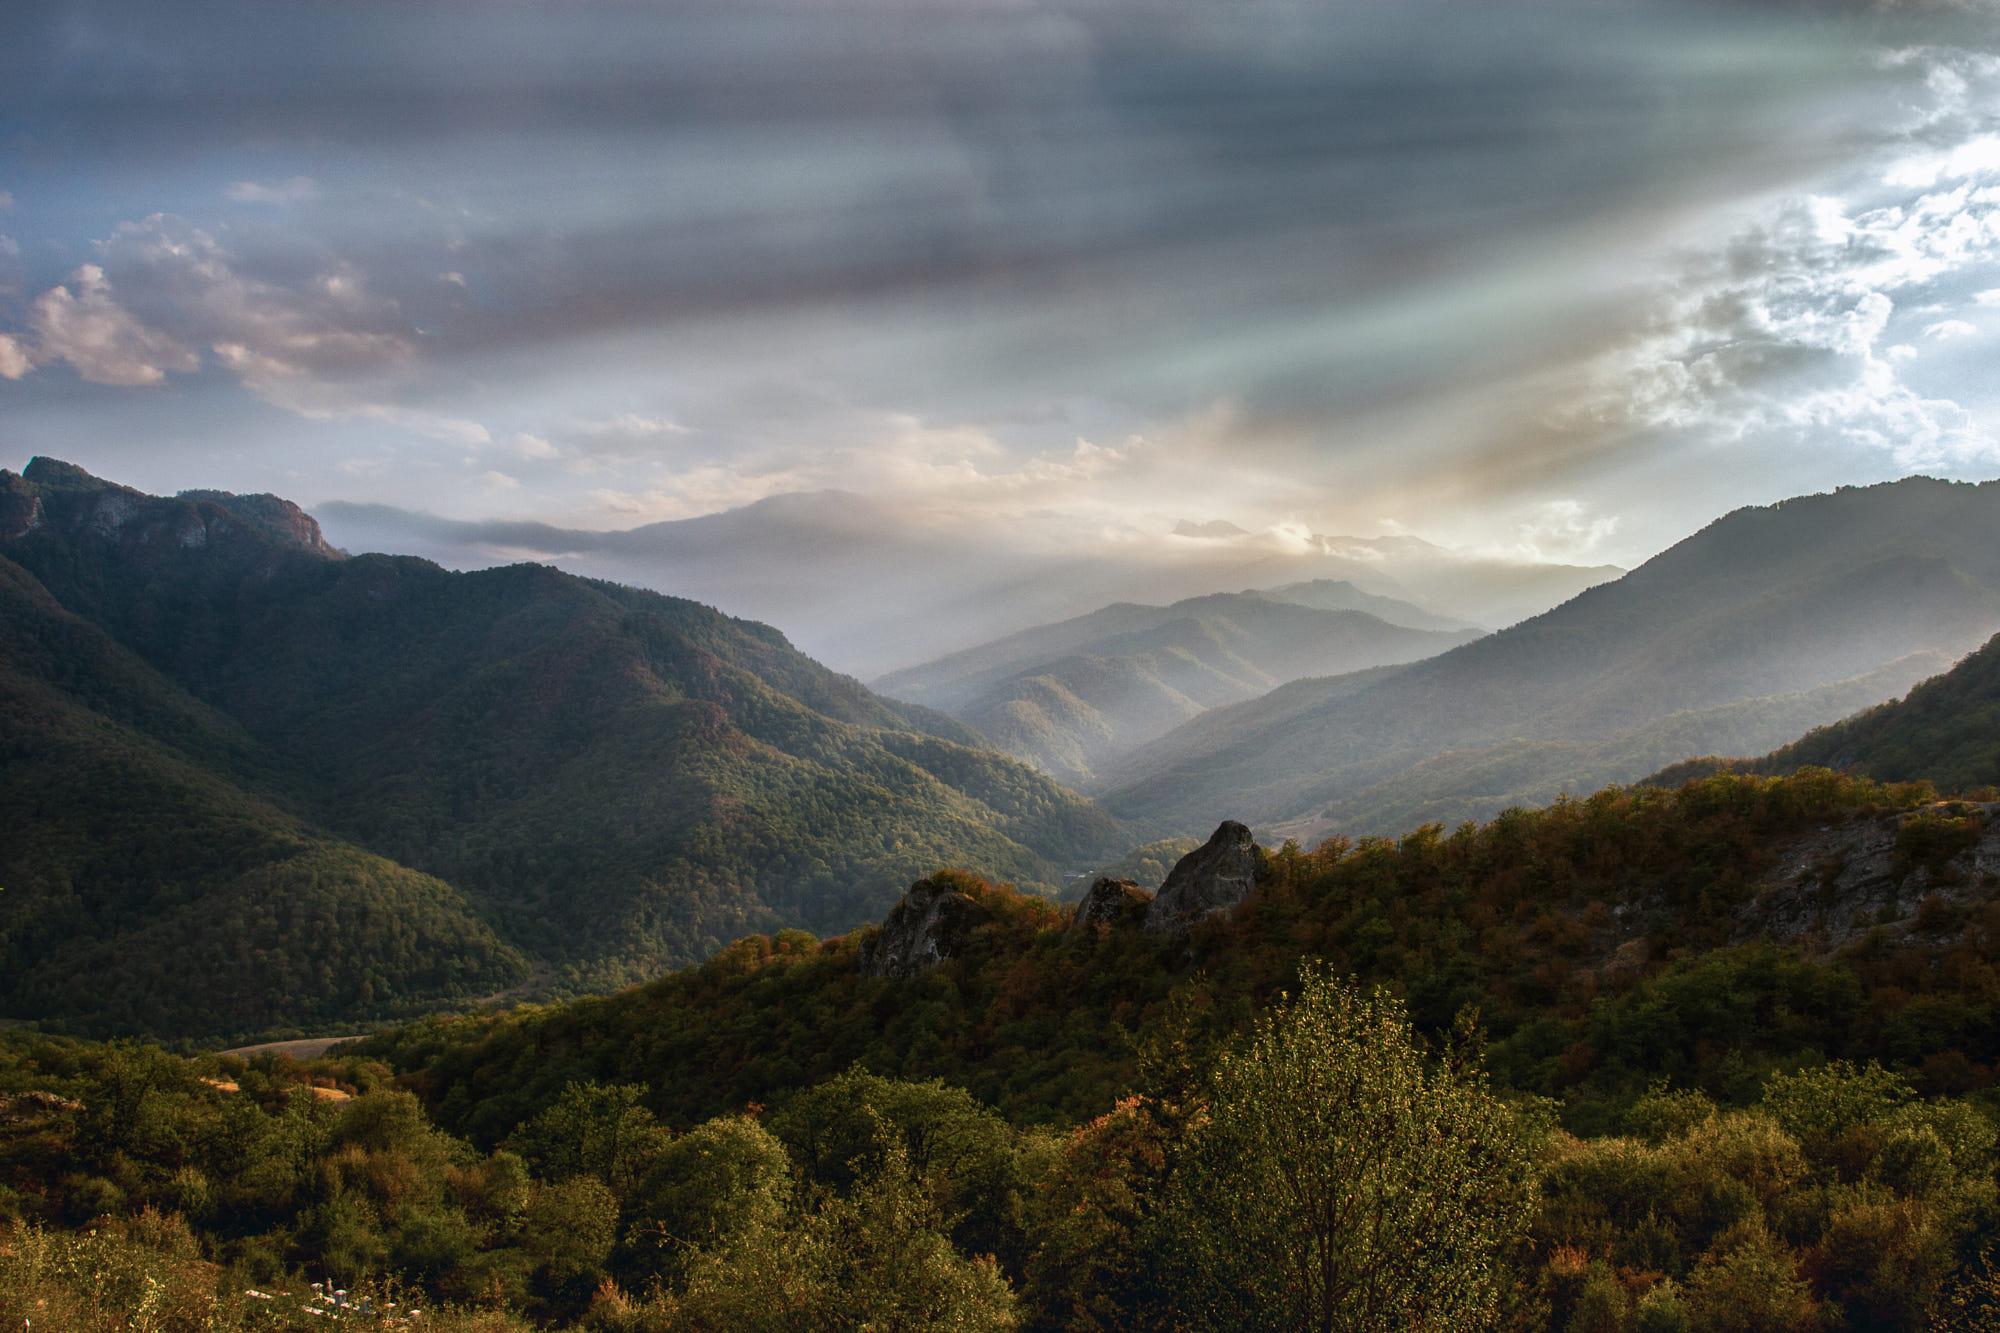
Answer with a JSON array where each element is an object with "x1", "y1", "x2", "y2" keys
[
  {"x1": 1146, "y1": 820, "x2": 1262, "y2": 933},
  {"x1": 5, "y1": 460, "x2": 343, "y2": 564},
  {"x1": 860, "y1": 877, "x2": 995, "y2": 978},
  {"x1": 1069, "y1": 876, "x2": 1153, "y2": 935},
  {"x1": 180, "y1": 488, "x2": 342, "y2": 557},
  {"x1": 1737, "y1": 801, "x2": 2000, "y2": 951}
]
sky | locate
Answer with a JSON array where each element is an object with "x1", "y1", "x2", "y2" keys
[{"x1": 3, "y1": 0, "x2": 2000, "y2": 665}]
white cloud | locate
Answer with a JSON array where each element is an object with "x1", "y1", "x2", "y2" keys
[
  {"x1": 1883, "y1": 134, "x2": 2000, "y2": 190},
  {"x1": 345, "y1": 403, "x2": 491, "y2": 446},
  {"x1": 439, "y1": 271, "x2": 467, "y2": 288},
  {"x1": 1923, "y1": 318, "x2": 1979, "y2": 340},
  {"x1": 511, "y1": 432, "x2": 560, "y2": 460},
  {"x1": 0, "y1": 213, "x2": 493, "y2": 444},
  {"x1": 224, "y1": 176, "x2": 320, "y2": 205},
  {"x1": 1505, "y1": 500, "x2": 1620, "y2": 563},
  {"x1": 572, "y1": 409, "x2": 1156, "y2": 525},
  {"x1": 482, "y1": 470, "x2": 521, "y2": 490},
  {"x1": 576, "y1": 412, "x2": 692, "y2": 439},
  {"x1": 1570, "y1": 47, "x2": 2000, "y2": 474},
  {"x1": 0, "y1": 333, "x2": 30, "y2": 380},
  {"x1": 29, "y1": 263, "x2": 200, "y2": 386},
  {"x1": 0, "y1": 192, "x2": 13, "y2": 212}
]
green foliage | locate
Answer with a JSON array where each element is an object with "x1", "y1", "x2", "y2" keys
[
  {"x1": 1156, "y1": 969, "x2": 1542, "y2": 1331},
  {"x1": 622, "y1": 1115, "x2": 791, "y2": 1289},
  {"x1": 506, "y1": 1082, "x2": 667, "y2": 1192},
  {"x1": 768, "y1": 1068, "x2": 1020, "y2": 1261},
  {"x1": 660, "y1": 1145, "x2": 1020, "y2": 1331},
  {"x1": 1016, "y1": 1097, "x2": 1171, "y2": 1331}
]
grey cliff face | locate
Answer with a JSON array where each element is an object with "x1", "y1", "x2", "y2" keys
[
  {"x1": 1069, "y1": 876, "x2": 1153, "y2": 935},
  {"x1": 1146, "y1": 820, "x2": 1261, "y2": 933},
  {"x1": 860, "y1": 878, "x2": 995, "y2": 978},
  {"x1": 1738, "y1": 801, "x2": 2000, "y2": 952}
]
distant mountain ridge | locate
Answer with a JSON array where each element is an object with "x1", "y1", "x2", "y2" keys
[
  {"x1": 874, "y1": 587, "x2": 1481, "y2": 786},
  {"x1": 0, "y1": 459, "x2": 1127, "y2": 1040},
  {"x1": 1650, "y1": 629, "x2": 2000, "y2": 795},
  {"x1": 320, "y1": 492, "x2": 1618, "y2": 676},
  {"x1": 1099, "y1": 477, "x2": 2000, "y2": 841},
  {"x1": 1253, "y1": 578, "x2": 1480, "y2": 633}
]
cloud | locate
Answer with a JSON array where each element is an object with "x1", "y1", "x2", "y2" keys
[
  {"x1": 0, "y1": 333, "x2": 31, "y2": 380},
  {"x1": 1506, "y1": 500, "x2": 1620, "y2": 563},
  {"x1": 1566, "y1": 46, "x2": 2000, "y2": 474},
  {"x1": 0, "y1": 192, "x2": 13, "y2": 212},
  {"x1": 575, "y1": 413, "x2": 692, "y2": 440},
  {"x1": 28, "y1": 263, "x2": 201, "y2": 385},
  {"x1": 511, "y1": 432, "x2": 559, "y2": 460},
  {"x1": 224, "y1": 176, "x2": 319, "y2": 205},
  {"x1": 568, "y1": 409, "x2": 1161, "y2": 526},
  {"x1": 482, "y1": 470, "x2": 521, "y2": 490},
  {"x1": 1, "y1": 213, "x2": 490, "y2": 442},
  {"x1": 1923, "y1": 317, "x2": 1979, "y2": 339}
]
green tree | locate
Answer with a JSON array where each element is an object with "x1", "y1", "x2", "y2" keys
[
  {"x1": 523, "y1": 1175, "x2": 620, "y2": 1311},
  {"x1": 1157, "y1": 967, "x2": 1542, "y2": 1332},
  {"x1": 770, "y1": 1068, "x2": 1018, "y2": 1261},
  {"x1": 623, "y1": 1114, "x2": 792, "y2": 1288},
  {"x1": 506, "y1": 1082, "x2": 666, "y2": 1191},
  {"x1": 666, "y1": 1144, "x2": 1018, "y2": 1331}
]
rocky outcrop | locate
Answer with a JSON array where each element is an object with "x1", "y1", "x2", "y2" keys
[
  {"x1": 179, "y1": 489, "x2": 342, "y2": 557},
  {"x1": 0, "y1": 472, "x2": 42, "y2": 541},
  {"x1": 860, "y1": 877, "x2": 995, "y2": 978},
  {"x1": 6, "y1": 459, "x2": 343, "y2": 565},
  {"x1": 1738, "y1": 801, "x2": 2000, "y2": 951},
  {"x1": 1069, "y1": 876, "x2": 1153, "y2": 935},
  {"x1": 1146, "y1": 820, "x2": 1262, "y2": 933}
]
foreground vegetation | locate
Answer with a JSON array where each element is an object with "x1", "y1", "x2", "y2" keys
[{"x1": 4, "y1": 769, "x2": 1999, "y2": 1328}]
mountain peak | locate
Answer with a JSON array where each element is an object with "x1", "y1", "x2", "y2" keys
[
  {"x1": 22, "y1": 456, "x2": 123, "y2": 492},
  {"x1": 5, "y1": 462, "x2": 343, "y2": 561}
]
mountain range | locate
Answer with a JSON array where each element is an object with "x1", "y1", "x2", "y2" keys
[
  {"x1": 875, "y1": 584, "x2": 1481, "y2": 786},
  {"x1": 319, "y1": 493, "x2": 1617, "y2": 677},
  {"x1": 0, "y1": 459, "x2": 1126, "y2": 1040},
  {"x1": 11, "y1": 461, "x2": 2000, "y2": 1045},
  {"x1": 1098, "y1": 477, "x2": 2000, "y2": 840}
]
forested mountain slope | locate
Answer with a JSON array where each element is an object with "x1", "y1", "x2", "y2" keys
[
  {"x1": 0, "y1": 459, "x2": 1126, "y2": 1038},
  {"x1": 875, "y1": 590, "x2": 1478, "y2": 785},
  {"x1": 0, "y1": 551, "x2": 528, "y2": 1037},
  {"x1": 1100, "y1": 478, "x2": 2000, "y2": 839},
  {"x1": 1654, "y1": 629, "x2": 2000, "y2": 794}
]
